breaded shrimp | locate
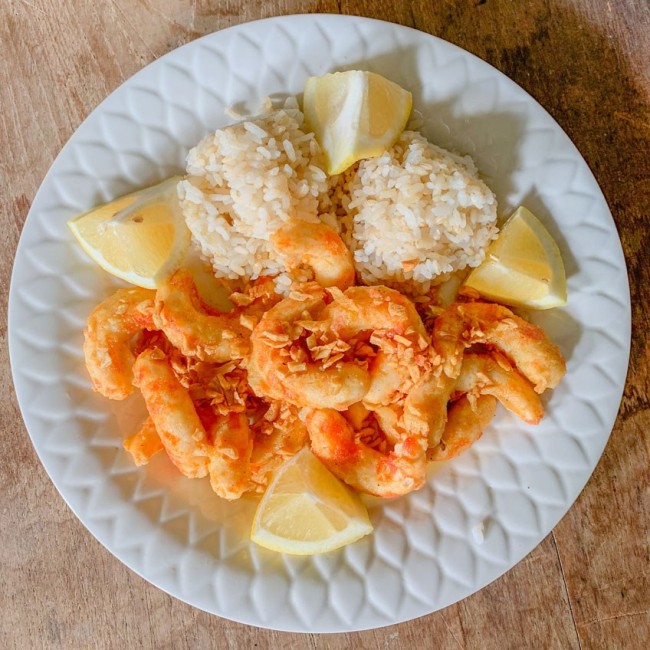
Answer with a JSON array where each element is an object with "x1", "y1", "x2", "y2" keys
[
  {"x1": 455, "y1": 352, "x2": 544, "y2": 425},
  {"x1": 207, "y1": 412, "x2": 253, "y2": 500},
  {"x1": 402, "y1": 367, "x2": 458, "y2": 448},
  {"x1": 272, "y1": 220, "x2": 355, "y2": 290},
  {"x1": 362, "y1": 351, "x2": 404, "y2": 407},
  {"x1": 433, "y1": 301, "x2": 566, "y2": 392},
  {"x1": 427, "y1": 395, "x2": 497, "y2": 462},
  {"x1": 154, "y1": 269, "x2": 251, "y2": 363},
  {"x1": 306, "y1": 407, "x2": 428, "y2": 498},
  {"x1": 84, "y1": 287, "x2": 156, "y2": 399},
  {"x1": 321, "y1": 286, "x2": 427, "y2": 341},
  {"x1": 133, "y1": 347, "x2": 211, "y2": 479},
  {"x1": 323, "y1": 286, "x2": 431, "y2": 408},
  {"x1": 248, "y1": 284, "x2": 370, "y2": 409}
]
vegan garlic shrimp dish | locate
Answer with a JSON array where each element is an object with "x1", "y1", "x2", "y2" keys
[{"x1": 71, "y1": 71, "x2": 568, "y2": 554}]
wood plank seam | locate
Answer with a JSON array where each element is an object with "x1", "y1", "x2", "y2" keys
[{"x1": 552, "y1": 530, "x2": 583, "y2": 650}]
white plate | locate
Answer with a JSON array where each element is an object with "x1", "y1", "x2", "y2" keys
[{"x1": 8, "y1": 15, "x2": 630, "y2": 632}]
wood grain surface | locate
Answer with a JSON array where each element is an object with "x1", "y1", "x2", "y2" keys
[{"x1": 1, "y1": 1, "x2": 648, "y2": 648}]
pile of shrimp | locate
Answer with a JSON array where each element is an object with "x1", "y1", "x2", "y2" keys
[
  {"x1": 84, "y1": 270, "x2": 307, "y2": 500},
  {"x1": 83, "y1": 219, "x2": 566, "y2": 501}
]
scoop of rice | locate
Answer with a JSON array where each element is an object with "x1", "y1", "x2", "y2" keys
[
  {"x1": 337, "y1": 130, "x2": 498, "y2": 295},
  {"x1": 179, "y1": 106, "x2": 335, "y2": 281}
]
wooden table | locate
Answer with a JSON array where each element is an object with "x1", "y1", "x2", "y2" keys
[{"x1": 1, "y1": 1, "x2": 648, "y2": 648}]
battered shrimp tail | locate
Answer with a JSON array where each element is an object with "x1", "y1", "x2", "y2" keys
[{"x1": 133, "y1": 347, "x2": 211, "y2": 479}]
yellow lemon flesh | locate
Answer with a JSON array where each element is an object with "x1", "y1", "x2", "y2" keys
[
  {"x1": 67, "y1": 176, "x2": 190, "y2": 289},
  {"x1": 464, "y1": 206, "x2": 567, "y2": 309},
  {"x1": 251, "y1": 447, "x2": 373, "y2": 555},
  {"x1": 303, "y1": 70, "x2": 412, "y2": 175}
]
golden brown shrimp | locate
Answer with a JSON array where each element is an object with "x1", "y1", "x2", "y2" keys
[
  {"x1": 306, "y1": 407, "x2": 428, "y2": 498},
  {"x1": 272, "y1": 220, "x2": 355, "y2": 290},
  {"x1": 133, "y1": 347, "x2": 211, "y2": 478},
  {"x1": 321, "y1": 286, "x2": 427, "y2": 341},
  {"x1": 154, "y1": 269, "x2": 251, "y2": 363},
  {"x1": 324, "y1": 286, "x2": 431, "y2": 408},
  {"x1": 83, "y1": 287, "x2": 156, "y2": 399},
  {"x1": 250, "y1": 284, "x2": 431, "y2": 411},
  {"x1": 247, "y1": 284, "x2": 370, "y2": 409},
  {"x1": 249, "y1": 401, "x2": 308, "y2": 492},
  {"x1": 433, "y1": 301, "x2": 566, "y2": 392},
  {"x1": 455, "y1": 352, "x2": 544, "y2": 425},
  {"x1": 134, "y1": 348, "x2": 257, "y2": 499},
  {"x1": 207, "y1": 412, "x2": 253, "y2": 500},
  {"x1": 427, "y1": 395, "x2": 497, "y2": 461},
  {"x1": 402, "y1": 367, "x2": 458, "y2": 448},
  {"x1": 364, "y1": 359, "x2": 459, "y2": 452},
  {"x1": 362, "y1": 352, "x2": 404, "y2": 407},
  {"x1": 122, "y1": 416, "x2": 164, "y2": 466},
  {"x1": 426, "y1": 349, "x2": 545, "y2": 462}
]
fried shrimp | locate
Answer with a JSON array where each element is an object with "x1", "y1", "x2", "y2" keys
[
  {"x1": 454, "y1": 352, "x2": 544, "y2": 424},
  {"x1": 323, "y1": 286, "x2": 431, "y2": 408},
  {"x1": 207, "y1": 411, "x2": 253, "y2": 500},
  {"x1": 322, "y1": 286, "x2": 427, "y2": 341},
  {"x1": 424, "y1": 351, "x2": 544, "y2": 462},
  {"x1": 362, "y1": 352, "x2": 404, "y2": 407},
  {"x1": 427, "y1": 395, "x2": 497, "y2": 462},
  {"x1": 133, "y1": 348, "x2": 211, "y2": 478},
  {"x1": 122, "y1": 416, "x2": 164, "y2": 466},
  {"x1": 306, "y1": 407, "x2": 428, "y2": 498},
  {"x1": 248, "y1": 284, "x2": 370, "y2": 409},
  {"x1": 433, "y1": 301, "x2": 566, "y2": 392},
  {"x1": 154, "y1": 269, "x2": 251, "y2": 363},
  {"x1": 402, "y1": 367, "x2": 458, "y2": 448},
  {"x1": 249, "y1": 401, "x2": 308, "y2": 492},
  {"x1": 272, "y1": 220, "x2": 355, "y2": 290},
  {"x1": 134, "y1": 348, "x2": 257, "y2": 498},
  {"x1": 84, "y1": 287, "x2": 156, "y2": 399}
]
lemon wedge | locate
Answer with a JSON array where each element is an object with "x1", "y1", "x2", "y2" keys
[
  {"x1": 67, "y1": 176, "x2": 190, "y2": 289},
  {"x1": 303, "y1": 70, "x2": 412, "y2": 175},
  {"x1": 464, "y1": 206, "x2": 567, "y2": 309},
  {"x1": 251, "y1": 447, "x2": 373, "y2": 555}
]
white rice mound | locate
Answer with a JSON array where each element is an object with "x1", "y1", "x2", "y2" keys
[
  {"x1": 179, "y1": 104, "x2": 336, "y2": 283},
  {"x1": 337, "y1": 130, "x2": 498, "y2": 294}
]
